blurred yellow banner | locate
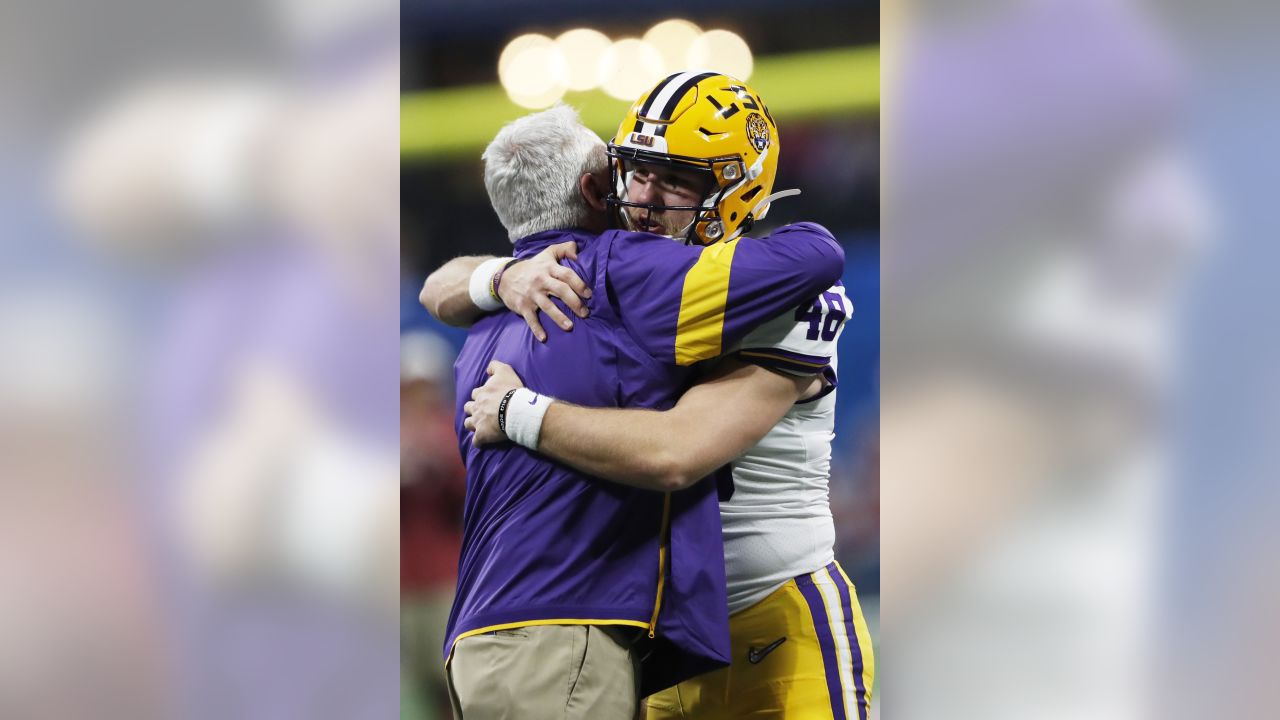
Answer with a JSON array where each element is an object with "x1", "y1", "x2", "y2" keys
[{"x1": 402, "y1": 45, "x2": 879, "y2": 161}]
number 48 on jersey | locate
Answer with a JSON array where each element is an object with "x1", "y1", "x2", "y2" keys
[{"x1": 795, "y1": 290, "x2": 848, "y2": 342}]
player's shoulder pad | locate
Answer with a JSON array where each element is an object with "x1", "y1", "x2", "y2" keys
[
  {"x1": 768, "y1": 221, "x2": 838, "y2": 243},
  {"x1": 760, "y1": 222, "x2": 841, "y2": 257},
  {"x1": 749, "y1": 221, "x2": 845, "y2": 285}
]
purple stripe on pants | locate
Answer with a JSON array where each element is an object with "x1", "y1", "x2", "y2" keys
[
  {"x1": 828, "y1": 562, "x2": 869, "y2": 720},
  {"x1": 795, "y1": 573, "x2": 848, "y2": 720}
]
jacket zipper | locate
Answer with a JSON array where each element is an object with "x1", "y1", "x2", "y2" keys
[{"x1": 647, "y1": 492, "x2": 673, "y2": 638}]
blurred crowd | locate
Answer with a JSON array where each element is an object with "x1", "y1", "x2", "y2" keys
[{"x1": 399, "y1": 331, "x2": 466, "y2": 720}]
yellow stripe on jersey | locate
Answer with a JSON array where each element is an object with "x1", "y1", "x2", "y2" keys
[{"x1": 675, "y1": 240, "x2": 738, "y2": 365}]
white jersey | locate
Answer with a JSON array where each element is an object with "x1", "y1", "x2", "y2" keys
[{"x1": 722, "y1": 282, "x2": 851, "y2": 614}]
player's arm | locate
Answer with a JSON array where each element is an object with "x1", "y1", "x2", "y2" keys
[
  {"x1": 464, "y1": 358, "x2": 812, "y2": 492},
  {"x1": 419, "y1": 255, "x2": 496, "y2": 328},
  {"x1": 419, "y1": 241, "x2": 592, "y2": 338}
]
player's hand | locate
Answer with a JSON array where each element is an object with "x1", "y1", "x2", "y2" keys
[
  {"x1": 497, "y1": 241, "x2": 592, "y2": 342},
  {"x1": 463, "y1": 361, "x2": 526, "y2": 446}
]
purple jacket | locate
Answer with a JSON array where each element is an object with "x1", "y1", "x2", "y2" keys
[{"x1": 446, "y1": 223, "x2": 844, "y2": 694}]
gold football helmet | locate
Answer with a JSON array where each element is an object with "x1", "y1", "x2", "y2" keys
[{"x1": 607, "y1": 72, "x2": 796, "y2": 245}]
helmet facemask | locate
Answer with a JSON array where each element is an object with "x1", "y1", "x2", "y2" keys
[
  {"x1": 608, "y1": 73, "x2": 790, "y2": 244},
  {"x1": 606, "y1": 144, "x2": 743, "y2": 245}
]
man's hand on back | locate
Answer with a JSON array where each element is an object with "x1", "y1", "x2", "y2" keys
[
  {"x1": 463, "y1": 361, "x2": 526, "y2": 446},
  {"x1": 498, "y1": 241, "x2": 592, "y2": 342}
]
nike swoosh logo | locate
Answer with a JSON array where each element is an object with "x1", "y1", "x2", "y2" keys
[
  {"x1": 528, "y1": 394, "x2": 539, "y2": 405},
  {"x1": 747, "y1": 637, "x2": 786, "y2": 664}
]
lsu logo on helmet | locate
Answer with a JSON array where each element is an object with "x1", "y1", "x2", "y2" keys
[{"x1": 745, "y1": 113, "x2": 770, "y2": 153}]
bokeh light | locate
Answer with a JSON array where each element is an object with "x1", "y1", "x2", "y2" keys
[
  {"x1": 688, "y1": 29, "x2": 754, "y2": 81},
  {"x1": 498, "y1": 33, "x2": 568, "y2": 109},
  {"x1": 497, "y1": 33, "x2": 551, "y2": 84},
  {"x1": 555, "y1": 28, "x2": 612, "y2": 92},
  {"x1": 643, "y1": 19, "x2": 703, "y2": 75},
  {"x1": 597, "y1": 37, "x2": 665, "y2": 101}
]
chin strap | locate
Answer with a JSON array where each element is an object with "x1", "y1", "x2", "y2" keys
[
  {"x1": 749, "y1": 188, "x2": 801, "y2": 219},
  {"x1": 723, "y1": 189, "x2": 803, "y2": 242}
]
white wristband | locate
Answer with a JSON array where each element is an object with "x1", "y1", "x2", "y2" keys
[
  {"x1": 504, "y1": 388, "x2": 556, "y2": 450},
  {"x1": 469, "y1": 257, "x2": 511, "y2": 313}
]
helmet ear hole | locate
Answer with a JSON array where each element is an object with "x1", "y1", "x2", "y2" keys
[{"x1": 730, "y1": 212, "x2": 738, "y2": 221}]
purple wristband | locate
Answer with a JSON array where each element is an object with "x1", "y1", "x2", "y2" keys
[{"x1": 490, "y1": 258, "x2": 522, "y2": 303}]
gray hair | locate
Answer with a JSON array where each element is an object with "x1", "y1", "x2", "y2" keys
[{"x1": 482, "y1": 104, "x2": 608, "y2": 242}]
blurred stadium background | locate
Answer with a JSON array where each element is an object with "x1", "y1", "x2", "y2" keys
[{"x1": 400, "y1": 1, "x2": 880, "y2": 717}]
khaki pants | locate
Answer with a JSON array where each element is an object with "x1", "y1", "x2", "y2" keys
[{"x1": 446, "y1": 624, "x2": 641, "y2": 720}]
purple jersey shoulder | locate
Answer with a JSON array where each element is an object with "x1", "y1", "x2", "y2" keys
[{"x1": 599, "y1": 222, "x2": 844, "y2": 365}]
